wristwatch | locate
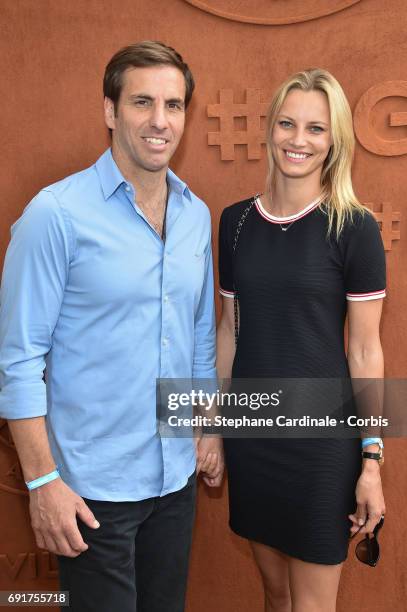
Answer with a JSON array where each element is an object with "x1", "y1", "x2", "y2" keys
[{"x1": 362, "y1": 448, "x2": 384, "y2": 466}]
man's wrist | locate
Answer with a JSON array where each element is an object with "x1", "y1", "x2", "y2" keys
[{"x1": 25, "y1": 468, "x2": 60, "y2": 490}]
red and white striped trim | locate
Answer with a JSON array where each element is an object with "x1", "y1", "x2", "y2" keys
[
  {"x1": 346, "y1": 289, "x2": 386, "y2": 302},
  {"x1": 219, "y1": 288, "x2": 235, "y2": 299},
  {"x1": 255, "y1": 195, "x2": 322, "y2": 225}
]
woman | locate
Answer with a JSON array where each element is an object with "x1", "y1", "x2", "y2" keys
[{"x1": 216, "y1": 69, "x2": 386, "y2": 612}]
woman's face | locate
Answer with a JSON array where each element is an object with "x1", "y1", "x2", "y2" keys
[{"x1": 271, "y1": 88, "x2": 333, "y2": 181}]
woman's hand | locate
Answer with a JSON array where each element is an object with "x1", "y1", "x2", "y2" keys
[{"x1": 348, "y1": 461, "x2": 385, "y2": 536}]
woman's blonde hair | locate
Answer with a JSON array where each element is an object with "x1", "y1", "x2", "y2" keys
[{"x1": 265, "y1": 68, "x2": 366, "y2": 237}]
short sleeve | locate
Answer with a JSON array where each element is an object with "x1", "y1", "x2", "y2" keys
[
  {"x1": 218, "y1": 208, "x2": 235, "y2": 298},
  {"x1": 342, "y1": 211, "x2": 386, "y2": 301}
]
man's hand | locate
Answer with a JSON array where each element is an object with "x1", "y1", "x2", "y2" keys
[
  {"x1": 195, "y1": 436, "x2": 224, "y2": 487},
  {"x1": 29, "y1": 478, "x2": 100, "y2": 557}
]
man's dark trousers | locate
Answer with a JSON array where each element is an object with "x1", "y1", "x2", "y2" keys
[{"x1": 58, "y1": 473, "x2": 196, "y2": 612}]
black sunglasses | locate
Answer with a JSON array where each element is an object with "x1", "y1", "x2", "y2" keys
[{"x1": 350, "y1": 515, "x2": 384, "y2": 567}]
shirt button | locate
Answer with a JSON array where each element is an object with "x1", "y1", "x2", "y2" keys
[
  {"x1": 164, "y1": 295, "x2": 169, "y2": 302},
  {"x1": 163, "y1": 338, "x2": 168, "y2": 346},
  {"x1": 125, "y1": 185, "x2": 131, "y2": 192}
]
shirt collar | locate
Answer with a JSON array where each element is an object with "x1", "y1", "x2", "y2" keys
[
  {"x1": 166, "y1": 168, "x2": 191, "y2": 202},
  {"x1": 95, "y1": 149, "x2": 126, "y2": 200},
  {"x1": 96, "y1": 148, "x2": 192, "y2": 203}
]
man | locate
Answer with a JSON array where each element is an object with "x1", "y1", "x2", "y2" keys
[{"x1": 0, "y1": 41, "x2": 223, "y2": 612}]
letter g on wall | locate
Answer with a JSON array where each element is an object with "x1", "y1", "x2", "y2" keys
[{"x1": 354, "y1": 81, "x2": 407, "y2": 156}]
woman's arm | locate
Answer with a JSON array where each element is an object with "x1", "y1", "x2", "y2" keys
[
  {"x1": 347, "y1": 298, "x2": 386, "y2": 535},
  {"x1": 216, "y1": 297, "x2": 236, "y2": 380}
]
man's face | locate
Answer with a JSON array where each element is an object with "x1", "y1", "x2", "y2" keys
[{"x1": 104, "y1": 65, "x2": 186, "y2": 173}]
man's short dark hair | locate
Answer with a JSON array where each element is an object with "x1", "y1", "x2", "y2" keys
[{"x1": 103, "y1": 41, "x2": 195, "y2": 111}]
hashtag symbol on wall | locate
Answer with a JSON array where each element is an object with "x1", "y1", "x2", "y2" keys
[
  {"x1": 207, "y1": 89, "x2": 269, "y2": 160},
  {"x1": 370, "y1": 202, "x2": 401, "y2": 251}
]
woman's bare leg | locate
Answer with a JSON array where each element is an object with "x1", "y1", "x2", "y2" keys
[
  {"x1": 288, "y1": 557, "x2": 343, "y2": 612},
  {"x1": 250, "y1": 541, "x2": 291, "y2": 612}
]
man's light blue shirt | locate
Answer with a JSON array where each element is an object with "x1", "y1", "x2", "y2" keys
[{"x1": 0, "y1": 149, "x2": 216, "y2": 501}]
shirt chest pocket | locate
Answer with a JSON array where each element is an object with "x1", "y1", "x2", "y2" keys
[
  {"x1": 192, "y1": 251, "x2": 206, "y2": 307},
  {"x1": 172, "y1": 250, "x2": 206, "y2": 305},
  {"x1": 193, "y1": 249, "x2": 206, "y2": 281}
]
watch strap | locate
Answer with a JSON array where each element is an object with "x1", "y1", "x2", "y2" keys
[{"x1": 362, "y1": 451, "x2": 384, "y2": 465}]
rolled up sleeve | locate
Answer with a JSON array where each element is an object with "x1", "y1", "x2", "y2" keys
[{"x1": 0, "y1": 189, "x2": 72, "y2": 419}]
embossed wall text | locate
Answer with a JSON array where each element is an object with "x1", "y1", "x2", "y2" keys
[
  {"x1": 370, "y1": 203, "x2": 401, "y2": 251},
  {"x1": 207, "y1": 89, "x2": 268, "y2": 160},
  {"x1": 354, "y1": 81, "x2": 407, "y2": 156},
  {"x1": 183, "y1": 0, "x2": 362, "y2": 25},
  {"x1": 0, "y1": 419, "x2": 27, "y2": 496},
  {"x1": 0, "y1": 552, "x2": 58, "y2": 580},
  {"x1": 208, "y1": 83, "x2": 407, "y2": 161}
]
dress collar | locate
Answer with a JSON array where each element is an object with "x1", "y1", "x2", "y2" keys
[{"x1": 255, "y1": 194, "x2": 322, "y2": 224}]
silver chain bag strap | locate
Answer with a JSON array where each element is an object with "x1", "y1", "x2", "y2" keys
[{"x1": 231, "y1": 195, "x2": 257, "y2": 345}]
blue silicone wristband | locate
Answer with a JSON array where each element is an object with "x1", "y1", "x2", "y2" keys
[
  {"x1": 26, "y1": 469, "x2": 60, "y2": 491},
  {"x1": 361, "y1": 437, "x2": 383, "y2": 449}
]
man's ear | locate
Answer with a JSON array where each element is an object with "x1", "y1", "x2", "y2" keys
[{"x1": 104, "y1": 97, "x2": 116, "y2": 130}]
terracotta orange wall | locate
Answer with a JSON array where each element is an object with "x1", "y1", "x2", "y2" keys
[{"x1": 0, "y1": 1, "x2": 406, "y2": 610}]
